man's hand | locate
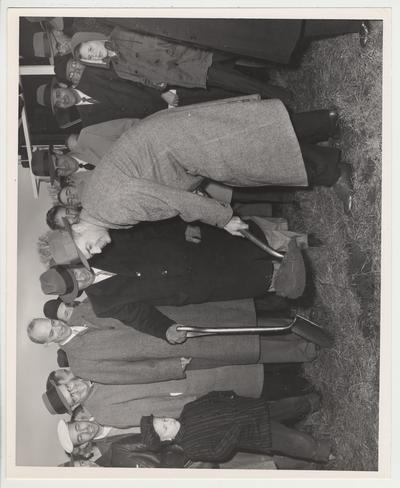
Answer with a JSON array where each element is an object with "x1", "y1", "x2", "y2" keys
[
  {"x1": 185, "y1": 225, "x2": 202, "y2": 244},
  {"x1": 224, "y1": 216, "x2": 248, "y2": 237},
  {"x1": 180, "y1": 357, "x2": 192, "y2": 371},
  {"x1": 166, "y1": 324, "x2": 187, "y2": 344},
  {"x1": 161, "y1": 90, "x2": 179, "y2": 107}
]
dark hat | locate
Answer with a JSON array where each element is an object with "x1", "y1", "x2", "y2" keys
[
  {"x1": 42, "y1": 381, "x2": 71, "y2": 415},
  {"x1": 36, "y1": 77, "x2": 60, "y2": 113},
  {"x1": 48, "y1": 221, "x2": 90, "y2": 270},
  {"x1": 140, "y1": 415, "x2": 161, "y2": 451},
  {"x1": 39, "y1": 265, "x2": 79, "y2": 303},
  {"x1": 31, "y1": 148, "x2": 57, "y2": 184},
  {"x1": 43, "y1": 298, "x2": 63, "y2": 319},
  {"x1": 54, "y1": 54, "x2": 74, "y2": 85}
]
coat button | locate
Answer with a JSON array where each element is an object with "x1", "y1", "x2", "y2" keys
[
  {"x1": 135, "y1": 271, "x2": 142, "y2": 278},
  {"x1": 121, "y1": 107, "x2": 126, "y2": 112},
  {"x1": 161, "y1": 269, "x2": 168, "y2": 276}
]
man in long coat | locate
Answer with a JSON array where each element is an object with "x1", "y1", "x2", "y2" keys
[{"x1": 79, "y1": 96, "x2": 344, "y2": 233}]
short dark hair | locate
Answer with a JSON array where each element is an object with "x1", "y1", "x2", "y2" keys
[{"x1": 46, "y1": 205, "x2": 65, "y2": 230}]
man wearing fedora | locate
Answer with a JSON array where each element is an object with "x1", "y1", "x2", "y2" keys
[{"x1": 42, "y1": 363, "x2": 266, "y2": 428}]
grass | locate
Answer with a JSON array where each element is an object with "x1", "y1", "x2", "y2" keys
[{"x1": 270, "y1": 23, "x2": 383, "y2": 471}]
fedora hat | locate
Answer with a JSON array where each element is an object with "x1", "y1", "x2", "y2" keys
[
  {"x1": 31, "y1": 148, "x2": 57, "y2": 183},
  {"x1": 42, "y1": 381, "x2": 71, "y2": 415},
  {"x1": 57, "y1": 420, "x2": 74, "y2": 454},
  {"x1": 43, "y1": 298, "x2": 63, "y2": 319},
  {"x1": 48, "y1": 224, "x2": 90, "y2": 270},
  {"x1": 36, "y1": 77, "x2": 59, "y2": 113},
  {"x1": 39, "y1": 265, "x2": 80, "y2": 303}
]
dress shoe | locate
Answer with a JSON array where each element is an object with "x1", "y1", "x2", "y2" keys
[
  {"x1": 328, "y1": 109, "x2": 340, "y2": 140},
  {"x1": 359, "y1": 21, "x2": 371, "y2": 48},
  {"x1": 333, "y1": 163, "x2": 354, "y2": 215}
]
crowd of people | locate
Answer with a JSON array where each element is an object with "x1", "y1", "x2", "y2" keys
[{"x1": 25, "y1": 17, "x2": 370, "y2": 469}]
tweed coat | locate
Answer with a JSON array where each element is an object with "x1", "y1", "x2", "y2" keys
[
  {"x1": 80, "y1": 96, "x2": 307, "y2": 229},
  {"x1": 63, "y1": 298, "x2": 260, "y2": 385},
  {"x1": 70, "y1": 118, "x2": 139, "y2": 166},
  {"x1": 82, "y1": 364, "x2": 263, "y2": 427},
  {"x1": 174, "y1": 391, "x2": 271, "y2": 462}
]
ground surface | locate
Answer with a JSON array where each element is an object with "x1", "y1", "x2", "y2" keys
[{"x1": 270, "y1": 23, "x2": 382, "y2": 471}]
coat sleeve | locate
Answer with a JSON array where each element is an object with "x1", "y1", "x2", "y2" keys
[
  {"x1": 105, "y1": 301, "x2": 175, "y2": 340},
  {"x1": 72, "y1": 357, "x2": 185, "y2": 385},
  {"x1": 82, "y1": 176, "x2": 234, "y2": 229}
]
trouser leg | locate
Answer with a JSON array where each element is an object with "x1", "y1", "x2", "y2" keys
[
  {"x1": 300, "y1": 143, "x2": 341, "y2": 187},
  {"x1": 303, "y1": 19, "x2": 362, "y2": 38},
  {"x1": 268, "y1": 395, "x2": 313, "y2": 421},
  {"x1": 270, "y1": 420, "x2": 331, "y2": 462},
  {"x1": 259, "y1": 333, "x2": 317, "y2": 363},
  {"x1": 232, "y1": 187, "x2": 296, "y2": 203},
  {"x1": 207, "y1": 63, "x2": 291, "y2": 101},
  {"x1": 289, "y1": 110, "x2": 333, "y2": 143}
]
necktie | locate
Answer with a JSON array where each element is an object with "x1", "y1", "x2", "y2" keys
[
  {"x1": 81, "y1": 96, "x2": 98, "y2": 104},
  {"x1": 79, "y1": 163, "x2": 95, "y2": 170}
]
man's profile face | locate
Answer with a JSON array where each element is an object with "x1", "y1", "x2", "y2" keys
[
  {"x1": 68, "y1": 420, "x2": 100, "y2": 446},
  {"x1": 54, "y1": 154, "x2": 79, "y2": 176},
  {"x1": 72, "y1": 223, "x2": 111, "y2": 259},
  {"x1": 52, "y1": 87, "x2": 78, "y2": 109}
]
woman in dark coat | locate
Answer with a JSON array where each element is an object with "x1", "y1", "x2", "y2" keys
[{"x1": 141, "y1": 391, "x2": 331, "y2": 464}]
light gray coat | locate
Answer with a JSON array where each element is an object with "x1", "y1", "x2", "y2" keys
[{"x1": 81, "y1": 96, "x2": 307, "y2": 229}]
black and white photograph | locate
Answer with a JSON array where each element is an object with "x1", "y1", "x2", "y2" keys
[{"x1": 3, "y1": 3, "x2": 392, "y2": 480}]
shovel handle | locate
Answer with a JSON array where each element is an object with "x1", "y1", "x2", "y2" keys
[
  {"x1": 239, "y1": 229, "x2": 284, "y2": 259},
  {"x1": 177, "y1": 324, "x2": 294, "y2": 335}
]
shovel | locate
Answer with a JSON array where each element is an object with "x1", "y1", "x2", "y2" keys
[{"x1": 177, "y1": 314, "x2": 333, "y2": 348}]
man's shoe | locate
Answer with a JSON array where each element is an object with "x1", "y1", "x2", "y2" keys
[
  {"x1": 359, "y1": 21, "x2": 371, "y2": 48},
  {"x1": 274, "y1": 239, "x2": 306, "y2": 299},
  {"x1": 304, "y1": 392, "x2": 322, "y2": 413},
  {"x1": 333, "y1": 163, "x2": 354, "y2": 215}
]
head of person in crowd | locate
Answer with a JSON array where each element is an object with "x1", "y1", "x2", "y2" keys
[
  {"x1": 59, "y1": 455, "x2": 99, "y2": 467},
  {"x1": 69, "y1": 219, "x2": 112, "y2": 260},
  {"x1": 39, "y1": 264, "x2": 94, "y2": 302},
  {"x1": 43, "y1": 297, "x2": 79, "y2": 322},
  {"x1": 43, "y1": 370, "x2": 93, "y2": 415},
  {"x1": 58, "y1": 420, "x2": 103, "y2": 453},
  {"x1": 71, "y1": 33, "x2": 112, "y2": 66},
  {"x1": 46, "y1": 205, "x2": 81, "y2": 230},
  {"x1": 58, "y1": 185, "x2": 82, "y2": 208},
  {"x1": 31, "y1": 148, "x2": 58, "y2": 184},
  {"x1": 66, "y1": 133, "x2": 79, "y2": 151},
  {"x1": 36, "y1": 77, "x2": 82, "y2": 111},
  {"x1": 27, "y1": 318, "x2": 72, "y2": 346},
  {"x1": 140, "y1": 415, "x2": 181, "y2": 451},
  {"x1": 54, "y1": 54, "x2": 86, "y2": 87}
]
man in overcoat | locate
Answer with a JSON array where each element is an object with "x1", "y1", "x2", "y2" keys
[{"x1": 78, "y1": 96, "x2": 350, "y2": 234}]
